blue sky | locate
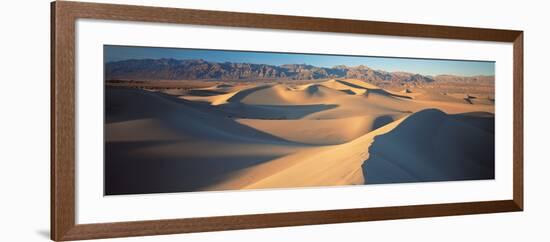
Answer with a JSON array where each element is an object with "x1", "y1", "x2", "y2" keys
[{"x1": 104, "y1": 45, "x2": 495, "y2": 76}]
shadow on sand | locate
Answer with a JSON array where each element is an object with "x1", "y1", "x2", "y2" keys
[
  {"x1": 361, "y1": 109, "x2": 495, "y2": 184},
  {"x1": 105, "y1": 140, "x2": 286, "y2": 195},
  {"x1": 104, "y1": 87, "x2": 326, "y2": 195}
]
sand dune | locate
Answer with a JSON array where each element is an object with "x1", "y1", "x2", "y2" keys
[
  {"x1": 208, "y1": 115, "x2": 406, "y2": 190},
  {"x1": 106, "y1": 88, "x2": 297, "y2": 143},
  {"x1": 180, "y1": 80, "x2": 419, "y2": 121},
  {"x1": 105, "y1": 78, "x2": 495, "y2": 194},
  {"x1": 231, "y1": 84, "x2": 350, "y2": 105},
  {"x1": 315, "y1": 79, "x2": 368, "y2": 95},
  {"x1": 105, "y1": 88, "x2": 311, "y2": 194},
  {"x1": 236, "y1": 114, "x2": 401, "y2": 145},
  {"x1": 182, "y1": 79, "x2": 413, "y2": 144},
  {"x1": 362, "y1": 109, "x2": 494, "y2": 183},
  {"x1": 208, "y1": 108, "x2": 494, "y2": 190}
]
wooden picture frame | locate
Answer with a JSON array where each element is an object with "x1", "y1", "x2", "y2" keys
[{"x1": 51, "y1": 1, "x2": 523, "y2": 241}]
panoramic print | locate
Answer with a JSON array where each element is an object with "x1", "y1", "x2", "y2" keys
[{"x1": 104, "y1": 45, "x2": 495, "y2": 195}]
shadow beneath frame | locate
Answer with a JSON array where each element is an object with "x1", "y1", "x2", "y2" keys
[{"x1": 36, "y1": 230, "x2": 50, "y2": 239}]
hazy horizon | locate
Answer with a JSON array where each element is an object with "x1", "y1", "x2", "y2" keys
[{"x1": 105, "y1": 45, "x2": 495, "y2": 77}]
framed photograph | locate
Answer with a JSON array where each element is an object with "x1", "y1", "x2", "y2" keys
[{"x1": 51, "y1": 1, "x2": 523, "y2": 241}]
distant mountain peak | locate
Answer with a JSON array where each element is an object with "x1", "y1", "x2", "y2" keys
[{"x1": 105, "y1": 58, "x2": 493, "y2": 84}]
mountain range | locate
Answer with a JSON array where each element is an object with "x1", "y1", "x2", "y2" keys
[{"x1": 105, "y1": 58, "x2": 494, "y2": 84}]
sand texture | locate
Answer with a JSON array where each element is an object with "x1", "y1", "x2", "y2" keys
[{"x1": 105, "y1": 79, "x2": 494, "y2": 195}]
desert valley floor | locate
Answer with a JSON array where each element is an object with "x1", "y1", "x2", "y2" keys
[{"x1": 105, "y1": 79, "x2": 495, "y2": 195}]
